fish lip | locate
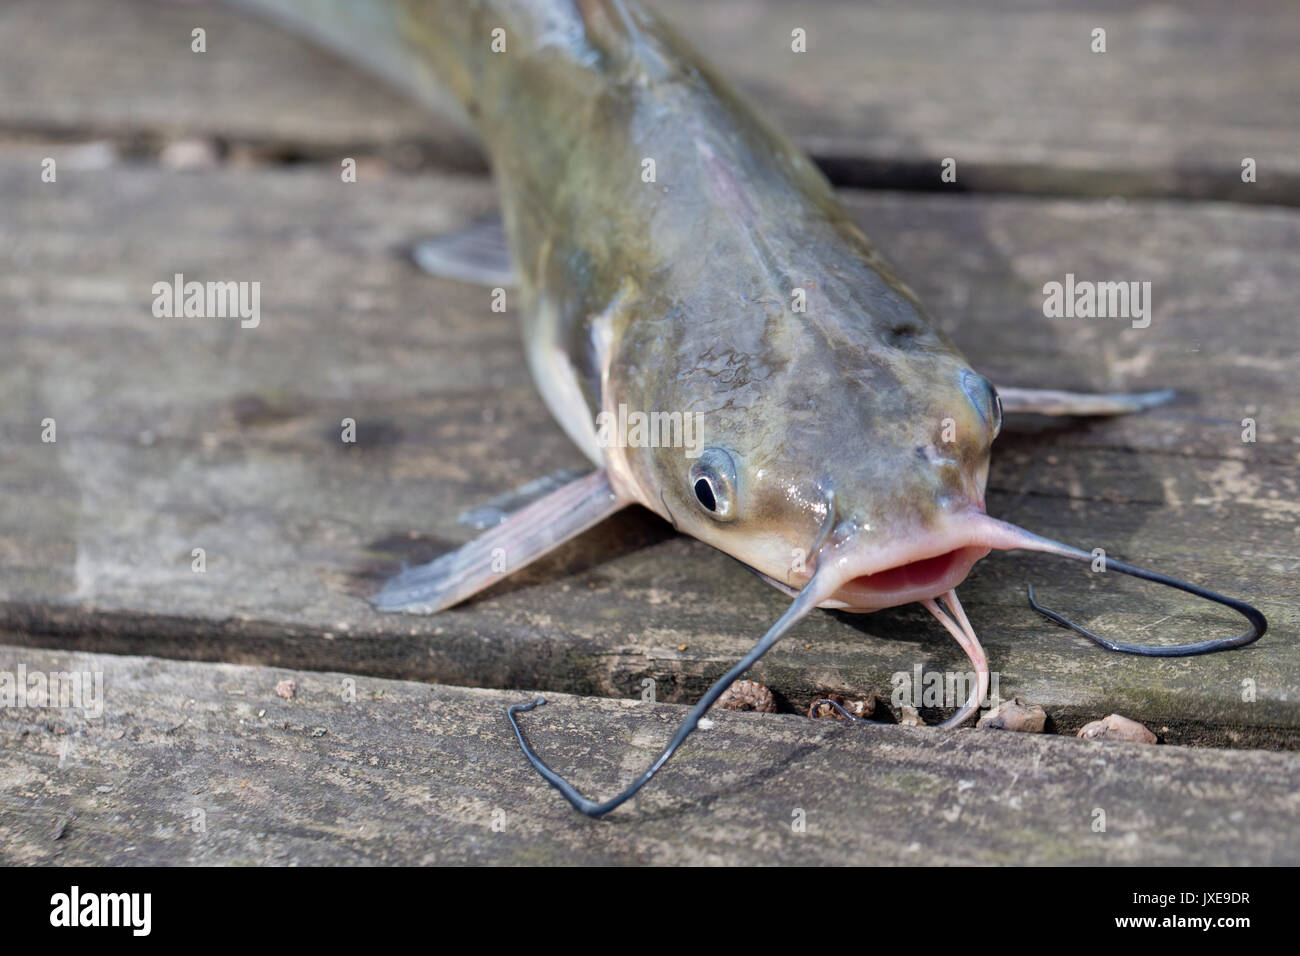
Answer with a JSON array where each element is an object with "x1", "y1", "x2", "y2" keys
[
  {"x1": 813, "y1": 512, "x2": 997, "y2": 611},
  {"x1": 822, "y1": 545, "x2": 990, "y2": 611}
]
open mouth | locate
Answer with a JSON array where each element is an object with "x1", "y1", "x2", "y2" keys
[{"x1": 826, "y1": 544, "x2": 990, "y2": 611}]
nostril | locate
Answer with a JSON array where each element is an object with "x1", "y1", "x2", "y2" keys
[
  {"x1": 918, "y1": 444, "x2": 959, "y2": 468},
  {"x1": 887, "y1": 323, "x2": 920, "y2": 347}
]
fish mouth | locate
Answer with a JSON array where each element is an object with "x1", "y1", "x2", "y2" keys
[
  {"x1": 825, "y1": 544, "x2": 990, "y2": 611},
  {"x1": 752, "y1": 510, "x2": 1009, "y2": 611}
]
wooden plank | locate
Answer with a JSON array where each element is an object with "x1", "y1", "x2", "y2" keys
[
  {"x1": 679, "y1": 0, "x2": 1300, "y2": 204},
  {"x1": 0, "y1": 0, "x2": 480, "y2": 168},
  {"x1": 2, "y1": 647, "x2": 1296, "y2": 865},
  {"x1": 1, "y1": 0, "x2": 1299, "y2": 201},
  {"x1": 1, "y1": 154, "x2": 1297, "y2": 746}
]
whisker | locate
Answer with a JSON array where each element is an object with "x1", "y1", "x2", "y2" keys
[
  {"x1": 922, "y1": 589, "x2": 989, "y2": 728},
  {"x1": 976, "y1": 516, "x2": 1268, "y2": 656}
]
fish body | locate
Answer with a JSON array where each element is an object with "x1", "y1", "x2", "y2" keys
[
  {"x1": 236, "y1": 0, "x2": 997, "y2": 609},
  {"x1": 225, "y1": 0, "x2": 1265, "y2": 814}
]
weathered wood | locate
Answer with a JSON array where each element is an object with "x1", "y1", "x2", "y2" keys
[
  {"x1": 2, "y1": 155, "x2": 1296, "y2": 746},
  {"x1": 2, "y1": 0, "x2": 1299, "y2": 201},
  {"x1": 2, "y1": 647, "x2": 1296, "y2": 865}
]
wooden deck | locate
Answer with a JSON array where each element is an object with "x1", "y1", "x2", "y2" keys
[
  {"x1": 5, "y1": 646, "x2": 1298, "y2": 865},
  {"x1": 1, "y1": 0, "x2": 1298, "y2": 864}
]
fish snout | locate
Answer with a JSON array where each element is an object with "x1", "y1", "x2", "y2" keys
[{"x1": 814, "y1": 509, "x2": 996, "y2": 612}]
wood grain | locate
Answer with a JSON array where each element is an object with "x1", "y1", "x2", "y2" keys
[
  {"x1": 3, "y1": 647, "x2": 1296, "y2": 865},
  {"x1": 1, "y1": 0, "x2": 1298, "y2": 200}
]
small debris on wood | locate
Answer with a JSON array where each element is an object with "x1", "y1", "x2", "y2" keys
[
  {"x1": 52, "y1": 813, "x2": 75, "y2": 841},
  {"x1": 275, "y1": 679, "x2": 296, "y2": 700},
  {"x1": 677, "y1": 644, "x2": 689, "y2": 652},
  {"x1": 808, "y1": 693, "x2": 875, "y2": 720},
  {"x1": 160, "y1": 716, "x2": 186, "y2": 734},
  {"x1": 61, "y1": 141, "x2": 119, "y2": 171},
  {"x1": 717, "y1": 679, "x2": 776, "y2": 713},
  {"x1": 159, "y1": 137, "x2": 222, "y2": 170},
  {"x1": 1078, "y1": 714, "x2": 1158, "y2": 744},
  {"x1": 977, "y1": 698, "x2": 1047, "y2": 733},
  {"x1": 897, "y1": 704, "x2": 925, "y2": 727}
]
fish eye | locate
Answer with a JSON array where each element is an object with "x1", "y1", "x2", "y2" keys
[{"x1": 689, "y1": 447, "x2": 738, "y2": 520}]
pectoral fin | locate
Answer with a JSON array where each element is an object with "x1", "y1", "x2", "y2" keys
[
  {"x1": 372, "y1": 468, "x2": 625, "y2": 614},
  {"x1": 458, "y1": 467, "x2": 593, "y2": 529},
  {"x1": 996, "y1": 386, "x2": 1174, "y2": 417},
  {"x1": 411, "y1": 214, "x2": 515, "y2": 287}
]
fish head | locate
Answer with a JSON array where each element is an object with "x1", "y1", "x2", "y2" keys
[{"x1": 614, "y1": 300, "x2": 1004, "y2": 612}]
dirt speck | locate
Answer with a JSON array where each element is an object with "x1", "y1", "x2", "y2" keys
[
  {"x1": 717, "y1": 679, "x2": 776, "y2": 713},
  {"x1": 977, "y1": 698, "x2": 1047, "y2": 733},
  {"x1": 1078, "y1": 713, "x2": 1158, "y2": 744}
]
